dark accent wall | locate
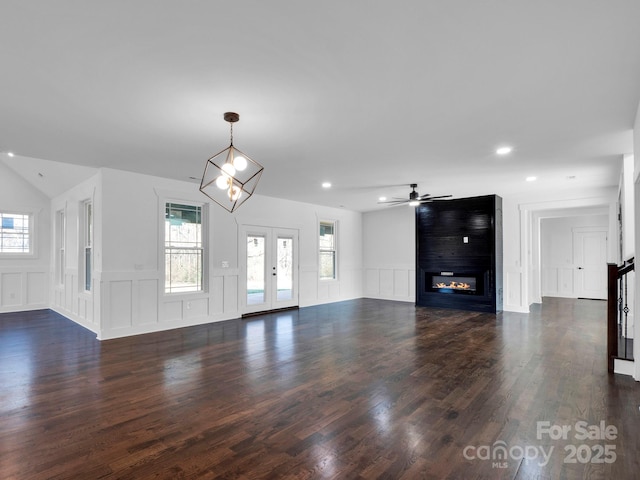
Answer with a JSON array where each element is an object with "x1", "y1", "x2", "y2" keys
[{"x1": 416, "y1": 194, "x2": 503, "y2": 313}]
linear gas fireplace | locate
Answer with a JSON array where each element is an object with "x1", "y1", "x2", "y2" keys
[
  {"x1": 416, "y1": 195, "x2": 502, "y2": 313},
  {"x1": 429, "y1": 273, "x2": 480, "y2": 295}
]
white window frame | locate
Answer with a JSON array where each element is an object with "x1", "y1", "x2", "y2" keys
[
  {"x1": 0, "y1": 210, "x2": 36, "y2": 257},
  {"x1": 81, "y1": 200, "x2": 93, "y2": 292},
  {"x1": 164, "y1": 200, "x2": 207, "y2": 295},
  {"x1": 319, "y1": 220, "x2": 338, "y2": 281},
  {"x1": 55, "y1": 209, "x2": 66, "y2": 286}
]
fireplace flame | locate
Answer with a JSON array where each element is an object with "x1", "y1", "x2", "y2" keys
[{"x1": 434, "y1": 281, "x2": 472, "y2": 290}]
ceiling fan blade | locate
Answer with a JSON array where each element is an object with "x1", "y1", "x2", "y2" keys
[
  {"x1": 418, "y1": 195, "x2": 452, "y2": 204},
  {"x1": 379, "y1": 183, "x2": 451, "y2": 206}
]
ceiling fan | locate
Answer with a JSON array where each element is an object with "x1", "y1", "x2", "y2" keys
[{"x1": 378, "y1": 184, "x2": 452, "y2": 206}]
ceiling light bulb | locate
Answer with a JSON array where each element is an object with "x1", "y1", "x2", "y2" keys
[
  {"x1": 233, "y1": 155, "x2": 247, "y2": 171},
  {"x1": 7, "y1": 152, "x2": 15, "y2": 157},
  {"x1": 409, "y1": 200, "x2": 420, "y2": 207},
  {"x1": 496, "y1": 147, "x2": 512, "y2": 155},
  {"x1": 221, "y1": 162, "x2": 236, "y2": 177},
  {"x1": 322, "y1": 182, "x2": 332, "y2": 189},
  {"x1": 229, "y1": 186, "x2": 242, "y2": 201},
  {"x1": 379, "y1": 196, "x2": 387, "y2": 201},
  {"x1": 526, "y1": 176, "x2": 537, "y2": 182},
  {"x1": 215, "y1": 175, "x2": 229, "y2": 189}
]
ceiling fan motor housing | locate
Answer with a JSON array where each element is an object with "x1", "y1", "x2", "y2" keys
[{"x1": 409, "y1": 184, "x2": 419, "y2": 201}]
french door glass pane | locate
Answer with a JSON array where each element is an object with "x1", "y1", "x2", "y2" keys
[
  {"x1": 247, "y1": 235, "x2": 265, "y2": 305},
  {"x1": 277, "y1": 237, "x2": 293, "y2": 301}
]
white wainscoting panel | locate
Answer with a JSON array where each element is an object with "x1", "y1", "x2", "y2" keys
[
  {"x1": 164, "y1": 300, "x2": 182, "y2": 322},
  {"x1": 394, "y1": 269, "x2": 410, "y2": 298},
  {"x1": 379, "y1": 269, "x2": 393, "y2": 297},
  {"x1": 317, "y1": 282, "x2": 329, "y2": 300},
  {"x1": 210, "y1": 276, "x2": 224, "y2": 315},
  {"x1": 51, "y1": 269, "x2": 97, "y2": 335},
  {"x1": 363, "y1": 266, "x2": 415, "y2": 302},
  {"x1": 222, "y1": 273, "x2": 238, "y2": 313},
  {"x1": 138, "y1": 279, "x2": 159, "y2": 325},
  {"x1": 543, "y1": 266, "x2": 576, "y2": 298},
  {"x1": 364, "y1": 269, "x2": 380, "y2": 296},
  {"x1": 26, "y1": 272, "x2": 47, "y2": 305},
  {"x1": 109, "y1": 280, "x2": 133, "y2": 329},
  {"x1": 542, "y1": 267, "x2": 559, "y2": 295},
  {"x1": 504, "y1": 269, "x2": 528, "y2": 312},
  {"x1": 559, "y1": 268, "x2": 575, "y2": 297},
  {"x1": 299, "y1": 266, "x2": 319, "y2": 305},
  {"x1": 94, "y1": 270, "x2": 241, "y2": 340},
  {"x1": 0, "y1": 267, "x2": 49, "y2": 313},
  {"x1": 184, "y1": 298, "x2": 208, "y2": 319},
  {"x1": 57, "y1": 264, "x2": 363, "y2": 340},
  {"x1": 1, "y1": 272, "x2": 22, "y2": 307},
  {"x1": 329, "y1": 281, "x2": 341, "y2": 299},
  {"x1": 64, "y1": 273, "x2": 74, "y2": 314}
]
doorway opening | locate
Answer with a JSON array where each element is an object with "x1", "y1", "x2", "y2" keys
[{"x1": 537, "y1": 209, "x2": 609, "y2": 302}]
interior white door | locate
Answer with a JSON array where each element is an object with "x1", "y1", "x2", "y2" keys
[
  {"x1": 573, "y1": 229, "x2": 607, "y2": 300},
  {"x1": 240, "y1": 225, "x2": 298, "y2": 315}
]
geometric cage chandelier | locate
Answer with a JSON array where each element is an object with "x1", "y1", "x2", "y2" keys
[{"x1": 199, "y1": 112, "x2": 264, "y2": 212}]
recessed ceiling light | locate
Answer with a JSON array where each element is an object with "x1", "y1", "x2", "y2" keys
[
  {"x1": 322, "y1": 182, "x2": 332, "y2": 188},
  {"x1": 526, "y1": 176, "x2": 537, "y2": 182},
  {"x1": 7, "y1": 152, "x2": 15, "y2": 157},
  {"x1": 379, "y1": 196, "x2": 387, "y2": 201},
  {"x1": 496, "y1": 146, "x2": 512, "y2": 155}
]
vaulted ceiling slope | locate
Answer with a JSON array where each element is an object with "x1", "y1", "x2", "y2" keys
[{"x1": 1, "y1": 1, "x2": 639, "y2": 211}]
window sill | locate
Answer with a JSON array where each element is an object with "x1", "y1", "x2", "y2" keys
[
  {"x1": 0, "y1": 252, "x2": 36, "y2": 259},
  {"x1": 163, "y1": 290, "x2": 208, "y2": 300}
]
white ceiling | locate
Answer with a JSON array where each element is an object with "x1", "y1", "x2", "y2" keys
[{"x1": 1, "y1": 1, "x2": 639, "y2": 211}]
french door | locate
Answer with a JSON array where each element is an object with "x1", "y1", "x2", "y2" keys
[{"x1": 239, "y1": 225, "x2": 299, "y2": 315}]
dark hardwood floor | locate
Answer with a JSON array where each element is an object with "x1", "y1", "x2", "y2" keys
[{"x1": 2, "y1": 298, "x2": 640, "y2": 479}]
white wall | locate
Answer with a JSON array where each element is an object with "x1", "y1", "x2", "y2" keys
[
  {"x1": 540, "y1": 214, "x2": 609, "y2": 298},
  {"x1": 0, "y1": 161, "x2": 50, "y2": 312},
  {"x1": 52, "y1": 167, "x2": 363, "y2": 339},
  {"x1": 362, "y1": 206, "x2": 415, "y2": 302}
]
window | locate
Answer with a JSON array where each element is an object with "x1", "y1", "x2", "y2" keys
[
  {"x1": 55, "y1": 209, "x2": 65, "y2": 285},
  {"x1": 82, "y1": 201, "x2": 92, "y2": 292},
  {"x1": 0, "y1": 212, "x2": 31, "y2": 254},
  {"x1": 319, "y1": 221, "x2": 336, "y2": 280},
  {"x1": 165, "y1": 202, "x2": 204, "y2": 293}
]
